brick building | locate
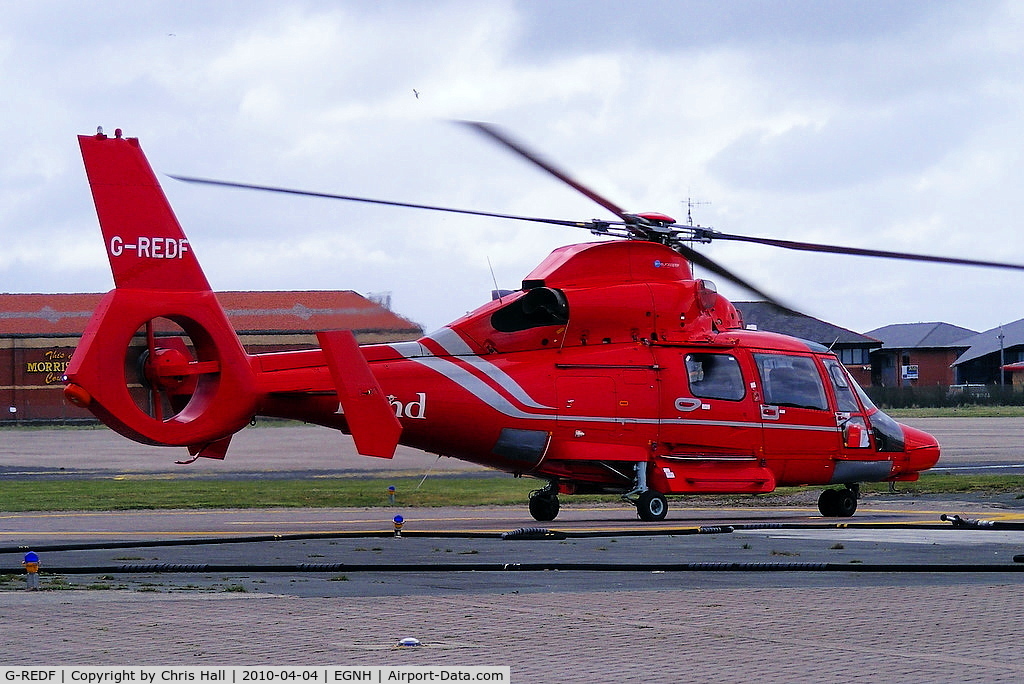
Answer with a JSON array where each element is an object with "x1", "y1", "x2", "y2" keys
[
  {"x1": 866, "y1": 322, "x2": 976, "y2": 387},
  {"x1": 1, "y1": 291, "x2": 422, "y2": 423},
  {"x1": 952, "y1": 319, "x2": 1024, "y2": 385}
]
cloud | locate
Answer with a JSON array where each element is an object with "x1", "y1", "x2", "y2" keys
[
  {"x1": 707, "y1": 98, "x2": 988, "y2": 193},
  {"x1": 3, "y1": 0, "x2": 1024, "y2": 335}
]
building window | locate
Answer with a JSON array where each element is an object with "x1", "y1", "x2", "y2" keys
[{"x1": 839, "y1": 347, "x2": 869, "y2": 365}]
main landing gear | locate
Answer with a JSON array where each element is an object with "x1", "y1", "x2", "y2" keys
[
  {"x1": 818, "y1": 483, "x2": 859, "y2": 517},
  {"x1": 624, "y1": 462, "x2": 668, "y2": 522},
  {"x1": 634, "y1": 490, "x2": 669, "y2": 522},
  {"x1": 528, "y1": 463, "x2": 671, "y2": 523},
  {"x1": 528, "y1": 482, "x2": 560, "y2": 522}
]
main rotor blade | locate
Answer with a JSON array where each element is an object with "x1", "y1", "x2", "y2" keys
[
  {"x1": 460, "y1": 121, "x2": 632, "y2": 223},
  {"x1": 168, "y1": 175, "x2": 593, "y2": 230},
  {"x1": 676, "y1": 243, "x2": 795, "y2": 312},
  {"x1": 459, "y1": 122, "x2": 798, "y2": 305},
  {"x1": 712, "y1": 231, "x2": 1024, "y2": 272}
]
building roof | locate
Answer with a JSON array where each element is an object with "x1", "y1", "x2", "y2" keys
[
  {"x1": 0, "y1": 291, "x2": 422, "y2": 338},
  {"x1": 953, "y1": 318, "x2": 1024, "y2": 366},
  {"x1": 865, "y1": 322, "x2": 978, "y2": 350},
  {"x1": 733, "y1": 302, "x2": 880, "y2": 347}
]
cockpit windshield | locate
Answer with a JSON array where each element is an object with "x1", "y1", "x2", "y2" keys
[
  {"x1": 837, "y1": 361, "x2": 905, "y2": 452},
  {"x1": 841, "y1": 364, "x2": 877, "y2": 412}
]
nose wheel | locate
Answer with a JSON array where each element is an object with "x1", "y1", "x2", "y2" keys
[
  {"x1": 528, "y1": 482, "x2": 560, "y2": 521},
  {"x1": 818, "y1": 484, "x2": 858, "y2": 517}
]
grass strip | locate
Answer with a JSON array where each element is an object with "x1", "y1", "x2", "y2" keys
[
  {"x1": 0, "y1": 472, "x2": 1021, "y2": 512},
  {"x1": 0, "y1": 475, "x2": 538, "y2": 512},
  {"x1": 885, "y1": 406, "x2": 1024, "y2": 418}
]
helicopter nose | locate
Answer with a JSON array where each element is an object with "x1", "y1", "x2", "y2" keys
[{"x1": 897, "y1": 423, "x2": 941, "y2": 475}]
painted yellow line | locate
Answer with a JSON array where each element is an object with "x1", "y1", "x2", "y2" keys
[
  {"x1": 0, "y1": 527, "x2": 700, "y2": 537},
  {"x1": 0, "y1": 531, "x2": 361, "y2": 538}
]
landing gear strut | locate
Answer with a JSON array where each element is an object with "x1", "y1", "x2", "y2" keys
[
  {"x1": 818, "y1": 483, "x2": 859, "y2": 517},
  {"x1": 624, "y1": 462, "x2": 669, "y2": 522},
  {"x1": 528, "y1": 481, "x2": 560, "y2": 521}
]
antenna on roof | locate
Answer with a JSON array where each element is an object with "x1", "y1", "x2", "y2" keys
[
  {"x1": 683, "y1": 195, "x2": 711, "y2": 226},
  {"x1": 487, "y1": 256, "x2": 503, "y2": 303}
]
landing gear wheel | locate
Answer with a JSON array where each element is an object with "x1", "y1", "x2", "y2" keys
[
  {"x1": 529, "y1": 493, "x2": 560, "y2": 522},
  {"x1": 818, "y1": 488, "x2": 858, "y2": 517},
  {"x1": 817, "y1": 488, "x2": 839, "y2": 517},
  {"x1": 835, "y1": 488, "x2": 857, "y2": 517},
  {"x1": 636, "y1": 491, "x2": 668, "y2": 522}
]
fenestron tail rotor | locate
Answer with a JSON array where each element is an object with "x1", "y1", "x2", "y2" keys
[
  {"x1": 131, "y1": 318, "x2": 207, "y2": 423},
  {"x1": 70, "y1": 130, "x2": 401, "y2": 463}
]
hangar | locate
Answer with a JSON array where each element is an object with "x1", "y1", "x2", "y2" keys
[{"x1": 1, "y1": 291, "x2": 422, "y2": 424}]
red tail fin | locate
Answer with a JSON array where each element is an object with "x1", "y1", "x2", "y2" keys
[
  {"x1": 66, "y1": 131, "x2": 258, "y2": 450},
  {"x1": 78, "y1": 131, "x2": 210, "y2": 291}
]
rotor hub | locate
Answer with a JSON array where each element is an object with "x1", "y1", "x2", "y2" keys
[{"x1": 142, "y1": 346, "x2": 193, "y2": 392}]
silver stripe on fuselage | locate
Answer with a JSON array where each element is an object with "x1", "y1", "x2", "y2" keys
[
  {"x1": 454, "y1": 356, "x2": 555, "y2": 409},
  {"x1": 409, "y1": 356, "x2": 553, "y2": 420},
  {"x1": 425, "y1": 327, "x2": 475, "y2": 356},
  {"x1": 415, "y1": 328, "x2": 554, "y2": 410},
  {"x1": 388, "y1": 341, "x2": 430, "y2": 357}
]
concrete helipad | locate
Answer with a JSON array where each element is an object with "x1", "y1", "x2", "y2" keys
[
  {"x1": 3, "y1": 422, "x2": 1024, "y2": 680},
  {"x1": 2, "y1": 500, "x2": 1024, "y2": 681},
  {"x1": 3, "y1": 583, "x2": 1024, "y2": 681}
]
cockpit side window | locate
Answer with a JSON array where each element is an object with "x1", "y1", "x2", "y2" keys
[
  {"x1": 685, "y1": 353, "x2": 745, "y2": 401},
  {"x1": 755, "y1": 353, "x2": 829, "y2": 411},
  {"x1": 491, "y1": 287, "x2": 569, "y2": 333},
  {"x1": 823, "y1": 357, "x2": 861, "y2": 413}
]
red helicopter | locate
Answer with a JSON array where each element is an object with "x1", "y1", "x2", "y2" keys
[{"x1": 63, "y1": 124, "x2": 1024, "y2": 521}]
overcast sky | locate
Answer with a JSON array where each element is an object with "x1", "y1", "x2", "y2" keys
[{"x1": 3, "y1": 1, "x2": 1023, "y2": 336}]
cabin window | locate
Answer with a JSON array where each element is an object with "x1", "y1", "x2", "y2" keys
[
  {"x1": 755, "y1": 353, "x2": 829, "y2": 411},
  {"x1": 491, "y1": 287, "x2": 569, "y2": 333},
  {"x1": 685, "y1": 353, "x2": 745, "y2": 401}
]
